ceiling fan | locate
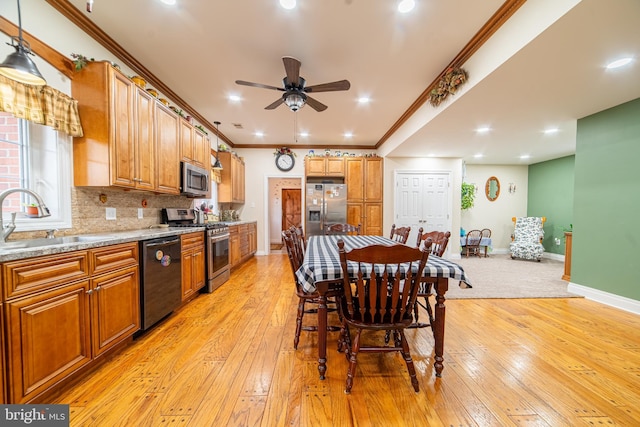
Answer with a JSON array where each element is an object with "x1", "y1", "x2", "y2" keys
[{"x1": 235, "y1": 56, "x2": 350, "y2": 112}]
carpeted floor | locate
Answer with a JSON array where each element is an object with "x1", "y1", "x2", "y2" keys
[{"x1": 444, "y1": 253, "x2": 580, "y2": 299}]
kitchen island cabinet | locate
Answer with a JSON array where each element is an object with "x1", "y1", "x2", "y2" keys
[{"x1": 1, "y1": 242, "x2": 139, "y2": 403}]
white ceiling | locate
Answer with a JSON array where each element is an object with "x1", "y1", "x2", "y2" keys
[{"x1": 61, "y1": 0, "x2": 640, "y2": 165}]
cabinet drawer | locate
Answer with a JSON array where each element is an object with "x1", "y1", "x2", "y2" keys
[
  {"x1": 90, "y1": 242, "x2": 139, "y2": 276},
  {"x1": 181, "y1": 232, "x2": 204, "y2": 249},
  {"x1": 2, "y1": 252, "x2": 90, "y2": 300}
]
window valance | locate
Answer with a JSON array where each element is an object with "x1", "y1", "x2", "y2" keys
[{"x1": 0, "y1": 74, "x2": 83, "y2": 137}]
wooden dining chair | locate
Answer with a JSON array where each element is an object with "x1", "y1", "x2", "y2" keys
[
  {"x1": 463, "y1": 229, "x2": 482, "y2": 257},
  {"x1": 389, "y1": 224, "x2": 411, "y2": 243},
  {"x1": 282, "y1": 230, "x2": 341, "y2": 352},
  {"x1": 289, "y1": 225, "x2": 306, "y2": 264},
  {"x1": 336, "y1": 238, "x2": 431, "y2": 393},
  {"x1": 324, "y1": 223, "x2": 361, "y2": 235},
  {"x1": 480, "y1": 228, "x2": 492, "y2": 257},
  {"x1": 411, "y1": 229, "x2": 451, "y2": 330}
]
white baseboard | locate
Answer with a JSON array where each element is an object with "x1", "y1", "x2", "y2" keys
[
  {"x1": 544, "y1": 252, "x2": 565, "y2": 262},
  {"x1": 568, "y1": 282, "x2": 640, "y2": 315}
]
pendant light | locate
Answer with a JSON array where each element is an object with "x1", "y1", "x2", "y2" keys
[
  {"x1": 212, "y1": 121, "x2": 223, "y2": 170},
  {"x1": 0, "y1": 0, "x2": 47, "y2": 86}
]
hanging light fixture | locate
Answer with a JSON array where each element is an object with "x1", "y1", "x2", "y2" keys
[
  {"x1": 284, "y1": 92, "x2": 306, "y2": 111},
  {"x1": 0, "y1": 0, "x2": 47, "y2": 86},
  {"x1": 212, "y1": 121, "x2": 223, "y2": 170}
]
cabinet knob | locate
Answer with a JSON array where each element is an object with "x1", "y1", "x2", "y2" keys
[{"x1": 86, "y1": 289, "x2": 93, "y2": 295}]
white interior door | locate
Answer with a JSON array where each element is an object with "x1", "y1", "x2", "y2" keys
[{"x1": 395, "y1": 171, "x2": 451, "y2": 250}]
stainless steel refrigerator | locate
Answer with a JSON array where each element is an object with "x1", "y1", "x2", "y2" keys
[{"x1": 305, "y1": 183, "x2": 347, "y2": 237}]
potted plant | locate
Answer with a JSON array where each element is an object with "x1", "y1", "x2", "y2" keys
[
  {"x1": 24, "y1": 203, "x2": 38, "y2": 216},
  {"x1": 461, "y1": 182, "x2": 476, "y2": 210}
]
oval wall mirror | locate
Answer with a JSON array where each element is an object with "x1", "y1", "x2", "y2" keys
[{"x1": 485, "y1": 176, "x2": 500, "y2": 201}]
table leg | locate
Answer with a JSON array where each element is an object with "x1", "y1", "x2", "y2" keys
[
  {"x1": 433, "y1": 278, "x2": 448, "y2": 377},
  {"x1": 317, "y1": 292, "x2": 328, "y2": 380}
]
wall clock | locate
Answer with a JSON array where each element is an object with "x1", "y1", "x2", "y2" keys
[{"x1": 275, "y1": 152, "x2": 295, "y2": 171}]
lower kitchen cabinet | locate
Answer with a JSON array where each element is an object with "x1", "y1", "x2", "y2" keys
[
  {"x1": 1, "y1": 242, "x2": 139, "y2": 403},
  {"x1": 1, "y1": 304, "x2": 5, "y2": 404},
  {"x1": 181, "y1": 232, "x2": 205, "y2": 301},
  {"x1": 229, "y1": 222, "x2": 257, "y2": 269},
  {"x1": 5, "y1": 280, "x2": 92, "y2": 404}
]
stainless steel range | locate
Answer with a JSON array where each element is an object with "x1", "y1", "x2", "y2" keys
[{"x1": 162, "y1": 208, "x2": 230, "y2": 293}]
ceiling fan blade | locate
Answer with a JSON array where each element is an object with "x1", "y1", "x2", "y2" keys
[
  {"x1": 304, "y1": 79, "x2": 351, "y2": 93},
  {"x1": 236, "y1": 80, "x2": 284, "y2": 91},
  {"x1": 265, "y1": 97, "x2": 286, "y2": 110},
  {"x1": 305, "y1": 95, "x2": 328, "y2": 112},
  {"x1": 282, "y1": 56, "x2": 301, "y2": 87}
]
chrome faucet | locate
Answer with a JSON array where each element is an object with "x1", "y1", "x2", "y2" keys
[{"x1": 0, "y1": 188, "x2": 51, "y2": 243}]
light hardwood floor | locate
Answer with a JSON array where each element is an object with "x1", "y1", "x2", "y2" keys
[{"x1": 52, "y1": 254, "x2": 640, "y2": 426}]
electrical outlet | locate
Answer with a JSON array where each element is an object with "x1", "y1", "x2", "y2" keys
[
  {"x1": 106, "y1": 207, "x2": 116, "y2": 220},
  {"x1": 138, "y1": 208, "x2": 144, "y2": 219},
  {"x1": 554, "y1": 237, "x2": 561, "y2": 246}
]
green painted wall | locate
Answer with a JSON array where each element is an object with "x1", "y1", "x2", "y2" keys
[
  {"x1": 572, "y1": 97, "x2": 640, "y2": 301},
  {"x1": 528, "y1": 156, "x2": 575, "y2": 255}
]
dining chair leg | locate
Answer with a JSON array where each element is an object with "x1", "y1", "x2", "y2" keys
[
  {"x1": 399, "y1": 330, "x2": 420, "y2": 392},
  {"x1": 345, "y1": 329, "x2": 362, "y2": 394},
  {"x1": 317, "y1": 294, "x2": 328, "y2": 380},
  {"x1": 294, "y1": 299, "x2": 305, "y2": 350}
]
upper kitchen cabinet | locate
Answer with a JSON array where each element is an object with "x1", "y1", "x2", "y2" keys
[
  {"x1": 155, "y1": 104, "x2": 181, "y2": 194},
  {"x1": 218, "y1": 151, "x2": 245, "y2": 204},
  {"x1": 305, "y1": 156, "x2": 345, "y2": 177},
  {"x1": 71, "y1": 61, "x2": 179, "y2": 194},
  {"x1": 180, "y1": 119, "x2": 210, "y2": 169}
]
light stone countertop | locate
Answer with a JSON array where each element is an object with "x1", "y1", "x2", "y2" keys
[
  {"x1": 0, "y1": 227, "x2": 205, "y2": 262},
  {"x1": 220, "y1": 220, "x2": 257, "y2": 226}
]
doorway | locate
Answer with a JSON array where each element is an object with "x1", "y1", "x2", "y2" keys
[
  {"x1": 394, "y1": 171, "x2": 452, "y2": 252},
  {"x1": 266, "y1": 176, "x2": 303, "y2": 254}
]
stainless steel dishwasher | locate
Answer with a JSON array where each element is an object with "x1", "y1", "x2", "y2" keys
[{"x1": 139, "y1": 235, "x2": 182, "y2": 331}]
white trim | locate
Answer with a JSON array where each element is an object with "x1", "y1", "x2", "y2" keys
[
  {"x1": 544, "y1": 252, "x2": 565, "y2": 262},
  {"x1": 263, "y1": 173, "x2": 304, "y2": 255},
  {"x1": 568, "y1": 282, "x2": 640, "y2": 315}
]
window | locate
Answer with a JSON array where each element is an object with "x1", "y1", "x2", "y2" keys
[{"x1": 0, "y1": 111, "x2": 72, "y2": 231}]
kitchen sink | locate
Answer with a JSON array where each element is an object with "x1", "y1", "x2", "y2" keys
[{"x1": 0, "y1": 235, "x2": 106, "y2": 252}]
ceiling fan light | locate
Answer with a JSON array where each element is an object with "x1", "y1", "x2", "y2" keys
[
  {"x1": 279, "y1": 0, "x2": 296, "y2": 10},
  {"x1": 398, "y1": 0, "x2": 415, "y2": 13},
  {"x1": 284, "y1": 93, "x2": 306, "y2": 111}
]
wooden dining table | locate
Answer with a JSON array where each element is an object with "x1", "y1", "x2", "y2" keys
[{"x1": 295, "y1": 234, "x2": 470, "y2": 379}]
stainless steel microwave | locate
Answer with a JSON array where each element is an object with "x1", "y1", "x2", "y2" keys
[{"x1": 181, "y1": 162, "x2": 210, "y2": 197}]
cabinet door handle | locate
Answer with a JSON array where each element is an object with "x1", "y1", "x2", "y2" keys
[
  {"x1": 95, "y1": 286, "x2": 101, "y2": 292},
  {"x1": 86, "y1": 289, "x2": 93, "y2": 295}
]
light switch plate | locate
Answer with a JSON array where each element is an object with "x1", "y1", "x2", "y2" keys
[
  {"x1": 138, "y1": 208, "x2": 144, "y2": 219},
  {"x1": 106, "y1": 207, "x2": 116, "y2": 220}
]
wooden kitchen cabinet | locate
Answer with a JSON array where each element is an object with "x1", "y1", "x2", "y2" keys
[
  {"x1": 218, "y1": 151, "x2": 245, "y2": 204},
  {"x1": 345, "y1": 157, "x2": 383, "y2": 235},
  {"x1": 229, "y1": 225, "x2": 241, "y2": 267},
  {"x1": 305, "y1": 156, "x2": 345, "y2": 177},
  {"x1": 72, "y1": 61, "x2": 179, "y2": 194},
  {"x1": 155, "y1": 103, "x2": 181, "y2": 194},
  {"x1": 228, "y1": 222, "x2": 257, "y2": 269},
  {"x1": 181, "y1": 232, "x2": 205, "y2": 301},
  {"x1": 1, "y1": 242, "x2": 139, "y2": 403},
  {"x1": 1, "y1": 303, "x2": 5, "y2": 404},
  {"x1": 5, "y1": 279, "x2": 92, "y2": 404},
  {"x1": 180, "y1": 119, "x2": 210, "y2": 169}
]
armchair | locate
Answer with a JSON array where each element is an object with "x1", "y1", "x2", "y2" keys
[{"x1": 510, "y1": 216, "x2": 546, "y2": 261}]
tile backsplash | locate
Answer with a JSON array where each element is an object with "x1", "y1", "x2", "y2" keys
[{"x1": 10, "y1": 187, "x2": 193, "y2": 239}]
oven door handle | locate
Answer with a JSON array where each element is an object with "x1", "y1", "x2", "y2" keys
[{"x1": 209, "y1": 233, "x2": 230, "y2": 242}]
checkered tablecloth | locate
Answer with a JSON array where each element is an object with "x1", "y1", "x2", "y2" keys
[{"x1": 295, "y1": 235, "x2": 470, "y2": 293}]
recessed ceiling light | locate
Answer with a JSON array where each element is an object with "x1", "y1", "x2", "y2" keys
[
  {"x1": 473, "y1": 153, "x2": 484, "y2": 158},
  {"x1": 279, "y1": 0, "x2": 296, "y2": 10},
  {"x1": 520, "y1": 154, "x2": 530, "y2": 159},
  {"x1": 344, "y1": 132, "x2": 353, "y2": 139},
  {"x1": 358, "y1": 96, "x2": 370, "y2": 104},
  {"x1": 606, "y1": 57, "x2": 633, "y2": 69},
  {"x1": 299, "y1": 131, "x2": 309, "y2": 137},
  {"x1": 254, "y1": 131, "x2": 264, "y2": 137},
  {"x1": 544, "y1": 128, "x2": 559, "y2": 134},
  {"x1": 228, "y1": 94, "x2": 241, "y2": 102},
  {"x1": 160, "y1": 0, "x2": 176, "y2": 5},
  {"x1": 398, "y1": 0, "x2": 415, "y2": 13},
  {"x1": 476, "y1": 126, "x2": 491, "y2": 133}
]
